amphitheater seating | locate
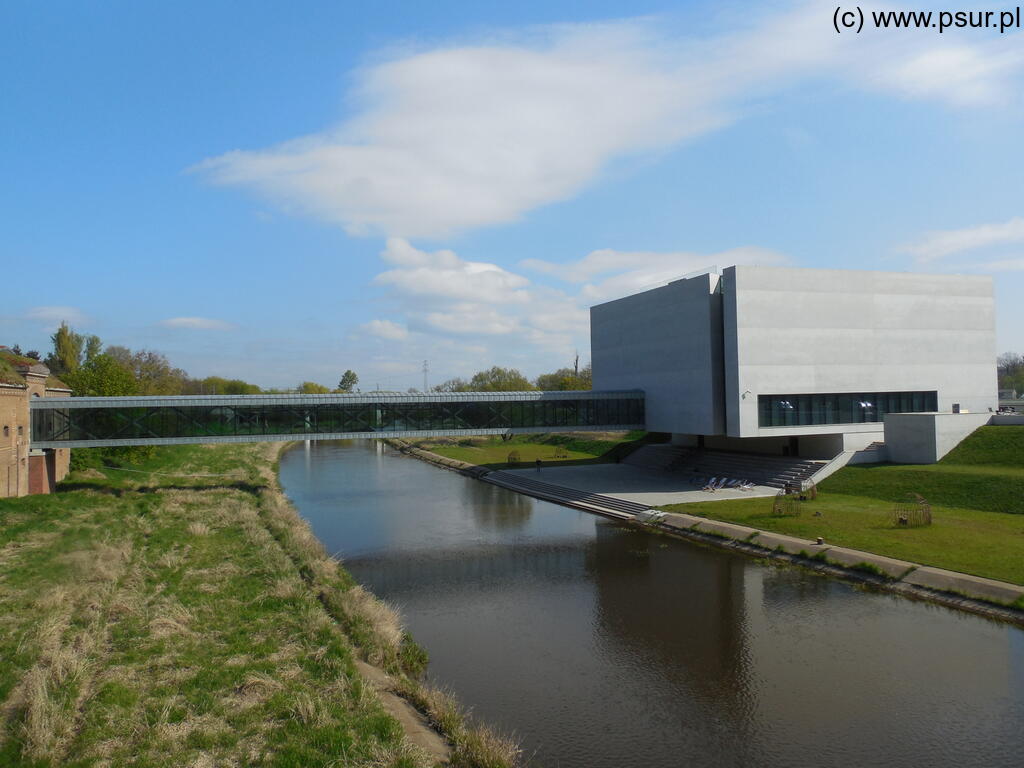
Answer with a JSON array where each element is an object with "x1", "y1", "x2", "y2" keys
[{"x1": 624, "y1": 445, "x2": 824, "y2": 490}]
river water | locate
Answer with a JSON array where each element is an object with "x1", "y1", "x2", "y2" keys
[{"x1": 279, "y1": 440, "x2": 1024, "y2": 768}]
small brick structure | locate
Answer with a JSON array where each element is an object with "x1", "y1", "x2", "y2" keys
[{"x1": 0, "y1": 348, "x2": 71, "y2": 498}]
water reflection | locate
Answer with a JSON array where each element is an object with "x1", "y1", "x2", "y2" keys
[
  {"x1": 463, "y1": 479, "x2": 533, "y2": 531},
  {"x1": 279, "y1": 440, "x2": 1024, "y2": 768},
  {"x1": 350, "y1": 540, "x2": 588, "y2": 596},
  {"x1": 588, "y1": 523, "x2": 748, "y2": 678}
]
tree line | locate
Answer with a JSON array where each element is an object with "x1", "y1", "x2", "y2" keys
[
  {"x1": 432, "y1": 362, "x2": 592, "y2": 392},
  {"x1": 34, "y1": 323, "x2": 361, "y2": 397},
  {"x1": 998, "y1": 352, "x2": 1024, "y2": 396},
  {"x1": 11, "y1": 324, "x2": 593, "y2": 397}
]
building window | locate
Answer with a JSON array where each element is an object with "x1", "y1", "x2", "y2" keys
[
  {"x1": 3, "y1": 425, "x2": 8, "y2": 437},
  {"x1": 17, "y1": 426, "x2": 23, "y2": 436},
  {"x1": 758, "y1": 391, "x2": 938, "y2": 427}
]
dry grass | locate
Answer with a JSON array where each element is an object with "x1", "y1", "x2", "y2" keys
[
  {"x1": 0, "y1": 441, "x2": 522, "y2": 767},
  {"x1": 455, "y1": 727, "x2": 522, "y2": 768},
  {"x1": 289, "y1": 691, "x2": 330, "y2": 727},
  {"x1": 148, "y1": 603, "x2": 194, "y2": 639},
  {"x1": 364, "y1": 740, "x2": 435, "y2": 768},
  {"x1": 237, "y1": 672, "x2": 283, "y2": 699},
  {"x1": 339, "y1": 586, "x2": 404, "y2": 652},
  {"x1": 397, "y1": 683, "x2": 521, "y2": 768},
  {"x1": 266, "y1": 576, "x2": 306, "y2": 601}
]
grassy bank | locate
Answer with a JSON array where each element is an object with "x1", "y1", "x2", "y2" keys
[
  {"x1": 661, "y1": 426, "x2": 1024, "y2": 585},
  {"x1": 0, "y1": 443, "x2": 518, "y2": 767},
  {"x1": 413, "y1": 430, "x2": 645, "y2": 469}
]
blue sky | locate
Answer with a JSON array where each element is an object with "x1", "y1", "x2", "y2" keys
[{"x1": 3, "y1": 1, "x2": 1023, "y2": 389}]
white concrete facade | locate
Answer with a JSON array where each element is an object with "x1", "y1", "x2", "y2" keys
[
  {"x1": 591, "y1": 264, "x2": 997, "y2": 458},
  {"x1": 589, "y1": 272, "x2": 724, "y2": 436}
]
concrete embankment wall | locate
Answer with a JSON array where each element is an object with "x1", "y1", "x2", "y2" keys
[
  {"x1": 393, "y1": 436, "x2": 1024, "y2": 625},
  {"x1": 383, "y1": 439, "x2": 490, "y2": 477},
  {"x1": 885, "y1": 412, "x2": 994, "y2": 464},
  {"x1": 647, "y1": 511, "x2": 1024, "y2": 617}
]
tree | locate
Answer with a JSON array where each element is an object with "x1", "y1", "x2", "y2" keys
[
  {"x1": 83, "y1": 334, "x2": 103, "y2": 364},
  {"x1": 998, "y1": 352, "x2": 1024, "y2": 394},
  {"x1": 337, "y1": 370, "x2": 359, "y2": 393},
  {"x1": 25, "y1": 350, "x2": 40, "y2": 360},
  {"x1": 184, "y1": 376, "x2": 260, "y2": 395},
  {"x1": 298, "y1": 381, "x2": 331, "y2": 394},
  {"x1": 535, "y1": 352, "x2": 593, "y2": 392},
  {"x1": 467, "y1": 366, "x2": 535, "y2": 392},
  {"x1": 106, "y1": 347, "x2": 187, "y2": 395},
  {"x1": 433, "y1": 377, "x2": 470, "y2": 392},
  {"x1": 535, "y1": 362, "x2": 593, "y2": 391},
  {"x1": 65, "y1": 354, "x2": 137, "y2": 397},
  {"x1": 47, "y1": 322, "x2": 84, "y2": 375}
]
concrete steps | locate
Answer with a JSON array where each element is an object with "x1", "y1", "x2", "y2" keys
[
  {"x1": 482, "y1": 471, "x2": 651, "y2": 519},
  {"x1": 622, "y1": 445, "x2": 691, "y2": 471},
  {"x1": 624, "y1": 444, "x2": 824, "y2": 490},
  {"x1": 677, "y1": 451, "x2": 823, "y2": 490}
]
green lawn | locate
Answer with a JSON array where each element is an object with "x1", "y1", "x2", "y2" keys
[
  {"x1": 660, "y1": 426, "x2": 1024, "y2": 586},
  {"x1": 0, "y1": 443, "x2": 515, "y2": 768},
  {"x1": 412, "y1": 431, "x2": 645, "y2": 470}
]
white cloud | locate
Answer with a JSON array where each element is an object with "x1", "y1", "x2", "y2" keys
[
  {"x1": 523, "y1": 245, "x2": 789, "y2": 303},
  {"x1": 900, "y1": 216, "x2": 1024, "y2": 262},
  {"x1": 360, "y1": 318, "x2": 409, "y2": 340},
  {"x1": 874, "y1": 43, "x2": 1024, "y2": 107},
  {"x1": 160, "y1": 317, "x2": 235, "y2": 331},
  {"x1": 375, "y1": 238, "x2": 530, "y2": 303},
  {"x1": 194, "y1": 3, "x2": 1024, "y2": 239},
  {"x1": 424, "y1": 305, "x2": 523, "y2": 336},
  {"x1": 26, "y1": 306, "x2": 88, "y2": 328},
  {"x1": 973, "y1": 257, "x2": 1024, "y2": 272},
  {"x1": 363, "y1": 239, "x2": 787, "y2": 383}
]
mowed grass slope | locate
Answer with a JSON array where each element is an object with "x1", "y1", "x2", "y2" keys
[
  {"x1": 661, "y1": 426, "x2": 1024, "y2": 586},
  {"x1": 0, "y1": 443, "x2": 517, "y2": 768},
  {"x1": 414, "y1": 431, "x2": 645, "y2": 469}
]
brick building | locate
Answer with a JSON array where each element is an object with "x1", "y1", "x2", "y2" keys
[{"x1": 1, "y1": 347, "x2": 72, "y2": 497}]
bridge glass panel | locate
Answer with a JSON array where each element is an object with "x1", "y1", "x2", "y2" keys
[{"x1": 31, "y1": 394, "x2": 645, "y2": 446}]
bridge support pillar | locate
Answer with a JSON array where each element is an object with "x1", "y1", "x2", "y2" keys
[{"x1": 27, "y1": 448, "x2": 69, "y2": 495}]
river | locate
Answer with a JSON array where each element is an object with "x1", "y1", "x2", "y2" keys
[{"x1": 279, "y1": 440, "x2": 1024, "y2": 768}]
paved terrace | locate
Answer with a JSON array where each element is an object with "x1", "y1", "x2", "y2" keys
[
  {"x1": 28, "y1": 390, "x2": 644, "y2": 448},
  {"x1": 505, "y1": 463, "x2": 778, "y2": 506}
]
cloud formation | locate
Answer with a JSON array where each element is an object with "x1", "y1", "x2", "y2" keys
[
  {"x1": 374, "y1": 238, "x2": 530, "y2": 304},
  {"x1": 900, "y1": 216, "x2": 1024, "y2": 262},
  {"x1": 160, "y1": 317, "x2": 235, "y2": 331},
  {"x1": 522, "y1": 246, "x2": 789, "y2": 302},
  {"x1": 195, "y1": 3, "x2": 1024, "y2": 239},
  {"x1": 26, "y1": 306, "x2": 88, "y2": 328},
  {"x1": 360, "y1": 318, "x2": 409, "y2": 340},
  {"x1": 365, "y1": 239, "x2": 785, "y2": 377}
]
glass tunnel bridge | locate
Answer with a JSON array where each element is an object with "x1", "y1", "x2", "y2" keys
[{"x1": 28, "y1": 390, "x2": 646, "y2": 449}]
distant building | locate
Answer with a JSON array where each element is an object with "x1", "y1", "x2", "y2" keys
[
  {"x1": 0, "y1": 347, "x2": 72, "y2": 497},
  {"x1": 591, "y1": 265, "x2": 997, "y2": 459}
]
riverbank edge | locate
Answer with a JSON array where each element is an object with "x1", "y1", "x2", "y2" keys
[
  {"x1": 271, "y1": 442, "x2": 521, "y2": 767},
  {"x1": 266, "y1": 444, "x2": 449, "y2": 764},
  {"x1": 386, "y1": 439, "x2": 1024, "y2": 628}
]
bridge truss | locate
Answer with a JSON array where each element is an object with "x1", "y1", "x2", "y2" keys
[{"x1": 29, "y1": 390, "x2": 645, "y2": 448}]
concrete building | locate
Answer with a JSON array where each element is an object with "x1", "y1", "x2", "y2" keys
[
  {"x1": 0, "y1": 348, "x2": 72, "y2": 498},
  {"x1": 591, "y1": 265, "x2": 997, "y2": 460}
]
